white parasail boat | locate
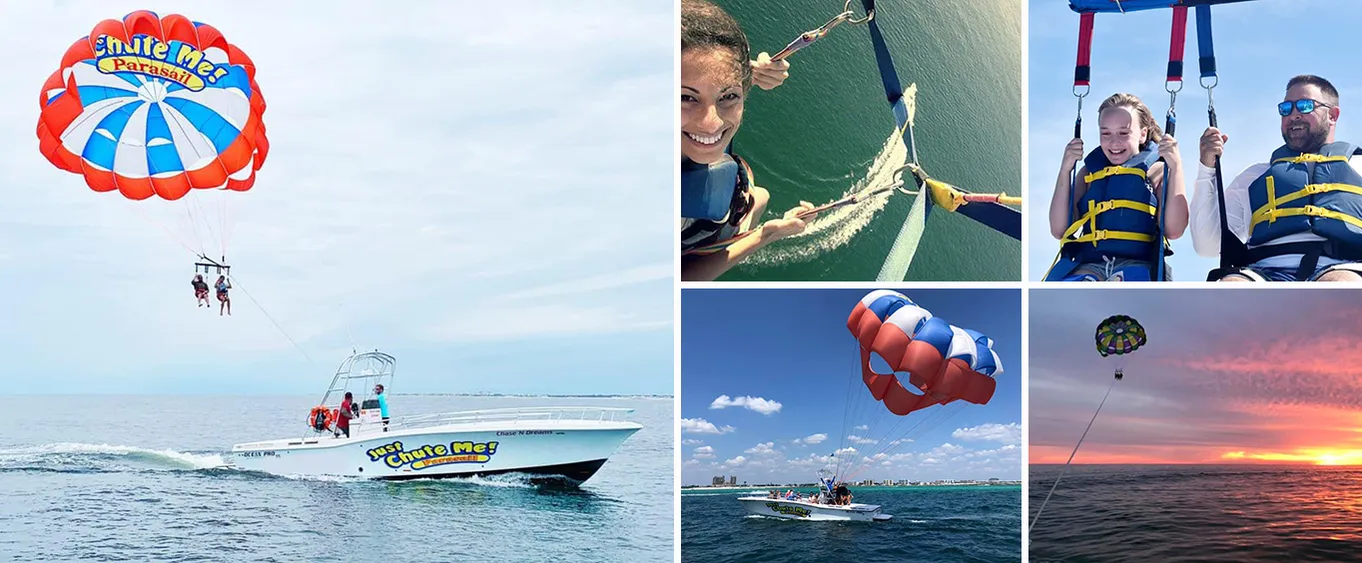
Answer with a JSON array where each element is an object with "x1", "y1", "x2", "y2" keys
[
  {"x1": 736, "y1": 470, "x2": 892, "y2": 522},
  {"x1": 225, "y1": 350, "x2": 642, "y2": 483}
]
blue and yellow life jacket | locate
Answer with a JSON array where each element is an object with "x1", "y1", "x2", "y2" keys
[
  {"x1": 1058, "y1": 141, "x2": 1164, "y2": 263},
  {"x1": 681, "y1": 153, "x2": 753, "y2": 255},
  {"x1": 1246, "y1": 141, "x2": 1362, "y2": 248}
]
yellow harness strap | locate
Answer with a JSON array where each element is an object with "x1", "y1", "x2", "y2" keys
[{"x1": 1250, "y1": 178, "x2": 1362, "y2": 231}]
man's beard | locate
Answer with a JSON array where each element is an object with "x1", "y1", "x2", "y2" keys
[{"x1": 1283, "y1": 121, "x2": 1329, "y2": 153}]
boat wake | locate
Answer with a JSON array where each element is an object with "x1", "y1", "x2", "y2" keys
[
  {"x1": 740, "y1": 126, "x2": 910, "y2": 268},
  {"x1": 0, "y1": 442, "x2": 226, "y2": 473}
]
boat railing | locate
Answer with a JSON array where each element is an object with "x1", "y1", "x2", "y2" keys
[{"x1": 370, "y1": 406, "x2": 637, "y2": 431}]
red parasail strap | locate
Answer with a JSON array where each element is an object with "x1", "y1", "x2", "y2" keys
[
  {"x1": 1166, "y1": 6, "x2": 1188, "y2": 83},
  {"x1": 1074, "y1": 13, "x2": 1094, "y2": 87}
]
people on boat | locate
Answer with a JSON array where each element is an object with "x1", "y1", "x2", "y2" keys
[
  {"x1": 1047, "y1": 92, "x2": 1189, "y2": 281},
  {"x1": 374, "y1": 383, "x2": 390, "y2": 431},
  {"x1": 835, "y1": 482, "x2": 851, "y2": 505},
  {"x1": 214, "y1": 275, "x2": 232, "y2": 316},
  {"x1": 336, "y1": 392, "x2": 355, "y2": 438},
  {"x1": 191, "y1": 274, "x2": 210, "y2": 307},
  {"x1": 679, "y1": 0, "x2": 819, "y2": 281},
  {"x1": 1190, "y1": 75, "x2": 1362, "y2": 282}
]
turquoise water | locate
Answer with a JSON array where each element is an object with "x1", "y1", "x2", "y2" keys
[
  {"x1": 704, "y1": 0, "x2": 1022, "y2": 281},
  {"x1": 682, "y1": 485, "x2": 1022, "y2": 561},
  {"x1": 0, "y1": 395, "x2": 672, "y2": 562}
]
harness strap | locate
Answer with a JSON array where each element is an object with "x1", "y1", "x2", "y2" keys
[{"x1": 1084, "y1": 166, "x2": 1146, "y2": 184}]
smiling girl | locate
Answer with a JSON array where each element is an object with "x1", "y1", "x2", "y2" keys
[
  {"x1": 1046, "y1": 93, "x2": 1189, "y2": 281},
  {"x1": 680, "y1": 0, "x2": 818, "y2": 281}
]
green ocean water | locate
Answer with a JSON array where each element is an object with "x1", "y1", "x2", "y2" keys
[{"x1": 707, "y1": 0, "x2": 1022, "y2": 281}]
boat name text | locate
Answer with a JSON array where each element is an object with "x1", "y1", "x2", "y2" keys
[
  {"x1": 765, "y1": 503, "x2": 811, "y2": 518},
  {"x1": 495, "y1": 430, "x2": 555, "y2": 436},
  {"x1": 365, "y1": 440, "x2": 500, "y2": 469}
]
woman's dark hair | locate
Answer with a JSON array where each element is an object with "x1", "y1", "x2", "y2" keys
[{"x1": 681, "y1": 0, "x2": 751, "y2": 90}]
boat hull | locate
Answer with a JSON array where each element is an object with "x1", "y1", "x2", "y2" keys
[
  {"x1": 226, "y1": 421, "x2": 640, "y2": 484},
  {"x1": 737, "y1": 497, "x2": 892, "y2": 522}
]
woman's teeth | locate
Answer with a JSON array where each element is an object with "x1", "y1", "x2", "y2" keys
[{"x1": 687, "y1": 131, "x2": 722, "y2": 146}]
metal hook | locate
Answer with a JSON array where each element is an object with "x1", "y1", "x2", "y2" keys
[{"x1": 843, "y1": 0, "x2": 874, "y2": 24}]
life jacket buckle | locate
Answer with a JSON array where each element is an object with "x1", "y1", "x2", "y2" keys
[
  {"x1": 1091, "y1": 230, "x2": 1109, "y2": 242},
  {"x1": 1093, "y1": 201, "x2": 1115, "y2": 213}
]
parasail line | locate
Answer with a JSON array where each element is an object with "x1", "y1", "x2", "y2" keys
[{"x1": 1029, "y1": 378, "x2": 1117, "y2": 534}]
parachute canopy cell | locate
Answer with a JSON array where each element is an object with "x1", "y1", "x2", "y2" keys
[
  {"x1": 37, "y1": 10, "x2": 269, "y2": 201},
  {"x1": 846, "y1": 290, "x2": 1002, "y2": 416},
  {"x1": 1095, "y1": 314, "x2": 1146, "y2": 357}
]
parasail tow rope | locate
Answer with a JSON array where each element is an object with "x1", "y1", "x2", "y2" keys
[
  {"x1": 770, "y1": 0, "x2": 874, "y2": 62},
  {"x1": 1028, "y1": 377, "x2": 1117, "y2": 534},
  {"x1": 228, "y1": 274, "x2": 315, "y2": 365}
]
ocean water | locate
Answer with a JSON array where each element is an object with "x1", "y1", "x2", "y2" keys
[
  {"x1": 705, "y1": 0, "x2": 1022, "y2": 281},
  {"x1": 1028, "y1": 464, "x2": 1362, "y2": 562},
  {"x1": 681, "y1": 486, "x2": 1021, "y2": 562},
  {"x1": 0, "y1": 395, "x2": 673, "y2": 563}
]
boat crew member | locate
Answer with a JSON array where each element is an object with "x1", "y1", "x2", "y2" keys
[
  {"x1": 835, "y1": 482, "x2": 851, "y2": 505},
  {"x1": 680, "y1": 0, "x2": 819, "y2": 281},
  {"x1": 191, "y1": 275, "x2": 210, "y2": 307},
  {"x1": 336, "y1": 392, "x2": 355, "y2": 438},
  {"x1": 374, "y1": 384, "x2": 390, "y2": 431},
  {"x1": 1191, "y1": 75, "x2": 1362, "y2": 281}
]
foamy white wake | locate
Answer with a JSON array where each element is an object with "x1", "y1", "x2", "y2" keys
[
  {"x1": 0, "y1": 442, "x2": 226, "y2": 470},
  {"x1": 741, "y1": 126, "x2": 911, "y2": 267}
]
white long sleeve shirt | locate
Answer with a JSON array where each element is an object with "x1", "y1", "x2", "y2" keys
[{"x1": 1188, "y1": 156, "x2": 1362, "y2": 268}]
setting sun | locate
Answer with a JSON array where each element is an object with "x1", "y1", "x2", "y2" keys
[{"x1": 1220, "y1": 449, "x2": 1362, "y2": 466}]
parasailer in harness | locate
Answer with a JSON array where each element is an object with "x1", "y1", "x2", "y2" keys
[
  {"x1": 1191, "y1": 75, "x2": 1362, "y2": 282},
  {"x1": 1047, "y1": 93, "x2": 1189, "y2": 281},
  {"x1": 680, "y1": 0, "x2": 822, "y2": 281},
  {"x1": 191, "y1": 274, "x2": 210, "y2": 307}
]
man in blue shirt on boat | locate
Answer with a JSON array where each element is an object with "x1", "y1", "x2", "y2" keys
[{"x1": 374, "y1": 384, "x2": 390, "y2": 431}]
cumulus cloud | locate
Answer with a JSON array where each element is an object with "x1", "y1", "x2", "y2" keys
[
  {"x1": 693, "y1": 446, "x2": 715, "y2": 459},
  {"x1": 794, "y1": 433, "x2": 828, "y2": 445},
  {"x1": 709, "y1": 395, "x2": 783, "y2": 415},
  {"x1": 952, "y1": 423, "x2": 1022, "y2": 444},
  {"x1": 681, "y1": 418, "x2": 735, "y2": 435},
  {"x1": 745, "y1": 442, "x2": 777, "y2": 456}
]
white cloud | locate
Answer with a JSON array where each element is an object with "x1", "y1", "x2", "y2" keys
[
  {"x1": 794, "y1": 433, "x2": 828, "y2": 445},
  {"x1": 693, "y1": 446, "x2": 715, "y2": 459},
  {"x1": 682, "y1": 439, "x2": 705, "y2": 446},
  {"x1": 952, "y1": 423, "x2": 1022, "y2": 444},
  {"x1": 854, "y1": 425, "x2": 869, "y2": 431},
  {"x1": 684, "y1": 459, "x2": 699, "y2": 467},
  {"x1": 709, "y1": 395, "x2": 783, "y2": 415},
  {"x1": 724, "y1": 455, "x2": 748, "y2": 466},
  {"x1": 745, "y1": 442, "x2": 777, "y2": 456},
  {"x1": 681, "y1": 418, "x2": 735, "y2": 435},
  {"x1": 847, "y1": 435, "x2": 878, "y2": 445}
]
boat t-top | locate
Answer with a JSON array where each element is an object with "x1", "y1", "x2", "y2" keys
[
  {"x1": 225, "y1": 350, "x2": 642, "y2": 483},
  {"x1": 737, "y1": 469, "x2": 892, "y2": 522}
]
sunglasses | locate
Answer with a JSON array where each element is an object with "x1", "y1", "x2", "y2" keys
[{"x1": 1278, "y1": 98, "x2": 1331, "y2": 117}]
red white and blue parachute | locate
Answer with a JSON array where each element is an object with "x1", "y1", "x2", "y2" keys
[
  {"x1": 846, "y1": 290, "x2": 1001, "y2": 416},
  {"x1": 36, "y1": 10, "x2": 268, "y2": 201}
]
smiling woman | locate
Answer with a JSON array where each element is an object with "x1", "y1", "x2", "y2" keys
[{"x1": 679, "y1": 0, "x2": 819, "y2": 281}]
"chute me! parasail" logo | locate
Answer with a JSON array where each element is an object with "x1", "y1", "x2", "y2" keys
[
  {"x1": 366, "y1": 440, "x2": 501, "y2": 471},
  {"x1": 93, "y1": 34, "x2": 233, "y2": 92}
]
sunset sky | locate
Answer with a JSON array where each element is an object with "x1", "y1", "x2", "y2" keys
[{"x1": 1030, "y1": 289, "x2": 1362, "y2": 466}]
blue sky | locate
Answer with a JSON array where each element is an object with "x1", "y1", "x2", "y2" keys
[
  {"x1": 0, "y1": 1, "x2": 673, "y2": 395},
  {"x1": 1027, "y1": 0, "x2": 1362, "y2": 280},
  {"x1": 680, "y1": 288, "x2": 1021, "y2": 485}
]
